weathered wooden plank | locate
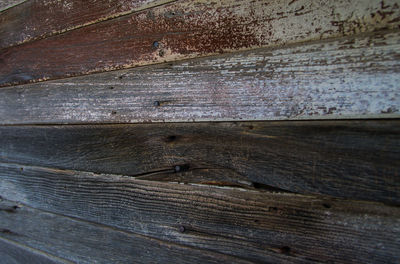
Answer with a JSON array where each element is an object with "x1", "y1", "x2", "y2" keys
[
  {"x1": 0, "y1": 0, "x2": 175, "y2": 50},
  {"x1": 0, "y1": 120, "x2": 399, "y2": 204},
  {"x1": 1, "y1": 30, "x2": 399, "y2": 124},
  {"x1": 0, "y1": 200, "x2": 249, "y2": 264},
  {"x1": 1, "y1": 0, "x2": 400, "y2": 87},
  {"x1": 0, "y1": 0, "x2": 25, "y2": 12},
  {"x1": 1, "y1": 163, "x2": 399, "y2": 263},
  {"x1": 0, "y1": 237, "x2": 70, "y2": 264}
]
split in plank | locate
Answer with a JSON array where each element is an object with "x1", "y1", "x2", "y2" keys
[
  {"x1": 1, "y1": 29, "x2": 399, "y2": 124},
  {"x1": 0, "y1": 0, "x2": 175, "y2": 50},
  {"x1": 1, "y1": 0, "x2": 400, "y2": 87},
  {"x1": 0, "y1": 120, "x2": 399, "y2": 204},
  {"x1": 0, "y1": 163, "x2": 399, "y2": 263},
  {"x1": 0, "y1": 199, "x2": 249, "y2": 264}
]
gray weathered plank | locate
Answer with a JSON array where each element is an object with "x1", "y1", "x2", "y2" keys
[
  {"x1": 0, "y1": 200, "x2": 250, "y2": 264},
  {"x1": 0, "y1": 237, "x2": 70, "y2": 264},
  {"x1": 0, "y1": 120, "x2": 398, "y2": 204},
  {"x1": 0, "y1": 0, "x2": 25, "y2": 12},
  {"x1": 1, "y1": 29, "x2": 399, "y2": 124},
  {"x1": 1, "y1": 0, "x2": 400, "y2": 87},
  {"x1": 1, "y1": 163, "x2": 399, "y2": 263}
]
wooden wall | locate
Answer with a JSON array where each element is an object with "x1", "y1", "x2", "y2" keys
[{"x1": 0, "y1": 0, "x2": 399, "y2": 263}]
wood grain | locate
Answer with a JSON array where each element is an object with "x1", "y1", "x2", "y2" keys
[
  {"x1": 1, "y1": 163, "x2": 399, "y2": 263},
  {"x1": 0, "y1": 0, "x2": 25, "y2": 12},
  {"x1": 1, "y1": 0, "x2": 400, "y2": 87},
  {"x1": 0, "y1": 237, "x2": 70, "y2": 264},
  {"x1": 0, "y1": 120, "x2": 398, "y2": 204},
  {"x1": 1, "y1": 29, "x2": 399, "y2": 124},
  {"x1": 0, "y1": 0, "x2": 175, "y2": 50},
  {"x1": 0, "y1": 200, "x2": 249, "y2": 264}
]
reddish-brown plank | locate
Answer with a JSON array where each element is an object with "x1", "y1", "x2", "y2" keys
[
  {"x1": 1, "y1": 0, "x2": 400, "y2": 87},
  {"x1": 0, "y1": 0, "x2": 175, "y2": 50}
]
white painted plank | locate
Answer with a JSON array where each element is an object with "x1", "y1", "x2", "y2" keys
[{"x1": 0, "y1": 29, "x2": 399, "y2": 124}]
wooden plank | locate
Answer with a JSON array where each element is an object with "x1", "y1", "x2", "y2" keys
[
  {"x1": 0, "y1": 0, "x2": 25, "y2": 12},
  {"x1": 1, "y1": 29, "x2": 399, "y2": 125},
  {"x1": 0, "y1": 237, "x2": 70, "y2": 264},
  {"x1": 1, "y1": 163, "x2": 399, "y2": 263},
  {"x1": 0, "y1": 200, "x2": 249, "y2": 264},
  {"x1": 0, "y1": 120, "x2": 398, "y2": 204},
  {"x1": 1, "y1": 0, "x2": 400, "y2": 87},
  {"x1": 0, "y1": 0, "x2": 175, "y2": 50}
]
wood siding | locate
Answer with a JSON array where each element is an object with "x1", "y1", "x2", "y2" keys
[{"x1": 0, "y1": 0, "x2": 399, "y2": 262}]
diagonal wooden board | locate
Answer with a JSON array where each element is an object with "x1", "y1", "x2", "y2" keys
[
  {"x1": 0, "y1": 0, "x2": 176, "y2": 49},
  {"x1": 0, "y1": 163, "x2": 399, "y2": 263},
  {"x1": 0, "y1": 120, "x2": 398, "y2": 204},
  {"x1": 0, "y1": 199, "x2": 249, "y2": 264},
  {"x1": 0, "y1": 237, "x2": 70, "y2": 264},
  {"x1": 1, "y1": 0, "x2": 400, "y2": 87},
  {"x1": 1, "y1": 29, "x2": 399, "y2": 124}
]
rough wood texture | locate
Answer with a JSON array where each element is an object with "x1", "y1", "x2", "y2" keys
[
  {"x1": 1, "y1": 0, "x2": 400, "y2": 87},
  {"x1": 0, "y1": 237, "x2": 69, "y2": 264},
  {"x1": 0, "y1": 0, "x2": 175, "y2": 50},
  {"x1": 0, "y1": 120, "x2": 399, "y2": 204},
  {"x1": 0, "y1": 200, "x2": 248, "y2": 264},
  {"x1": 0, "y1": 30, "x2": 399, "y2": 124},
  {"x1": 0, "y1": 0, "x2": 25, "y2": 12},
  {"x1": 1, "y1": 163, "x2": 399, "y2": 263}
]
